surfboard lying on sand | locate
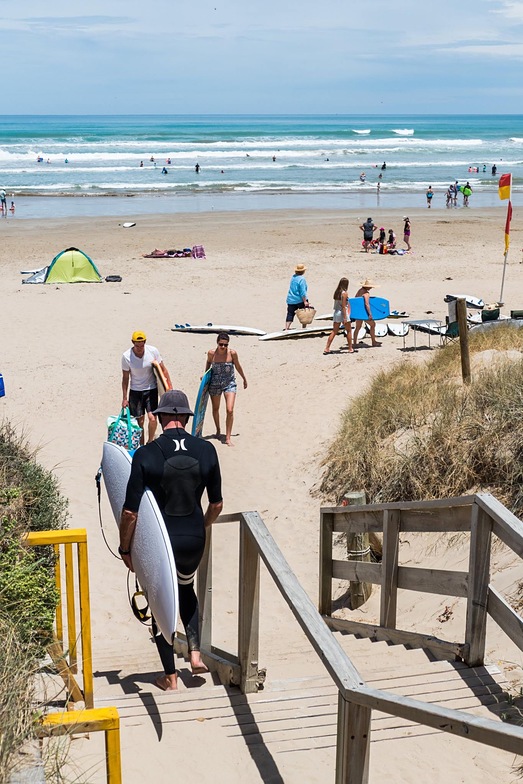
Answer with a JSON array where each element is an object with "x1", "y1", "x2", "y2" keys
[
  {"x1": 260, "y1": 324, "x2": 366, "y2": 342},
  {"x1": 152, "y1": 361, "x2": 171, "y2": 395},
  {"x1": 101, "y1": 441, "x2": 179, "y2": 643},
  {"x1": 120, "y1": 222, "x2": 136, "y2": 228},
  {"x1": 387, "y1": 321, "x2": 410, "y2": 337},
  {"x1": 260, "y1": 324, "x2": 333, "y2": 341},
  {"x1": 444, "y1": 294, "x2": 485, "y2": 309},
  {"x1": 366, "y1": 322, "x2": 388, "y2": 338},
  {"x1": 173, "y1": 324, "x2": 266, "y2": 336},
  {"x1": 192, "y1": 368, "x2": 212, "y2": 438}
]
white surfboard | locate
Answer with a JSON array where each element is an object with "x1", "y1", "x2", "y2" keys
[
  {"x1": 444, "y1": 294, "x2": 485, "y2": 310},
  {"x1": 315, "y1": 312, "x2": 333, "y2": 321},
  {"x1": 366, "y1": 322, "x2": 388, "y2": 338},
  {"x1": 352, "y1": 325, "x2": 367, "y2": 341},
  {"x1": 101, "y1": 441, "x2": 178, "y2": 643},
  {"x1": 120, "y1": 222, "x2": 136, "y2": 228},
  {"x1": 387, "y1": 321, "x2": 410, "y2": 337},
  {"x1": 173, "y1": 323, "x2": 266, "y2": 336},
  {"x1": 260, "y1": 324, "x2": 333, "y2": 341}
]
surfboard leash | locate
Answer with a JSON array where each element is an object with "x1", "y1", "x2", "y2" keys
[
  {"x1": 126, "y1": 571, "x2": 152, "y2": 626},
  {"x1": 94, "y1": 465, "x2": 121, "y2": 560},
  {"x1": 95, "y1": 465, "x2": 152, "y2": 627}
]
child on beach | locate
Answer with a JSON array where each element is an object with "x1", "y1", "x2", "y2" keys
[
  {"x1": 403, "y1": 217, "x2": 411, "y2": 251},
  {"x1": 353, "y1": 279, "x2": 382, "y2": 348}
]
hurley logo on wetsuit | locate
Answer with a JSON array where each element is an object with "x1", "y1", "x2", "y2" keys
[{"x1": 171, "y1": 439, "x2": 187, "y2": 452}]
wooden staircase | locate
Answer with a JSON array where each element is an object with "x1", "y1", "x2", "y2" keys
[{"x1": 54, "y1": 635, "x2": 519, "y2": 784}]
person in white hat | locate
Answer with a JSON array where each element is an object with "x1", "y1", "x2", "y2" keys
[
  {"x1": 353, "y1": 280, "x2": 382, "y2": 348},
  {"x1": 284, "y1": 263, "x2": 310, "y2": 330}
]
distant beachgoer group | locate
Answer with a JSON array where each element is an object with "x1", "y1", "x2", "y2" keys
[{"x1": 359, "y1": 217, "x2": 410, "y2": 253}]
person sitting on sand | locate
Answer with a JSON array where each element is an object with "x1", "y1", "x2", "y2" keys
[
  {"x1": 324, "y1": 277, "x2": 354, "y2": 355},
  {"x1": 353, "y1": 279, "x2": 382, "y2": 348},
  {"x1": 205, "y1": 333, "x2": 247, "y2": 447},
  {"x1": 387, "y1": 229, "x2": 396, "y2": 249}
]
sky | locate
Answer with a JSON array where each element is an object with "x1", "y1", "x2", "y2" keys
[{"x1": 1, "y1": 0, "x2": 522, "y2": 114}]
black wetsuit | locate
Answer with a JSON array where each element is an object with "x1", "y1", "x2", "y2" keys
[{"x1": 124, "y1": 427, "x2": 222, "y2": 674}]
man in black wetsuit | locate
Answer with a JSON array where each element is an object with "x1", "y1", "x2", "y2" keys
[{"x1": 119, "y1": 389, "x2": 223, "y2": 691}]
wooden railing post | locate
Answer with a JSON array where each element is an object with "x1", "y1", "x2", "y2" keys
[
  {"x1": 238, "y1": 517, "x2": 260, "y2": 694},
  {"x1": 380, "y1": 510, "x2": 401, "y2": 628},
  {"x1": 319, "y1": 511, "x2": 334, "y2": 615},
  {"x1": 344, "y1": 492, "x2": 372, "y2": 609},
  {"x1": 198, "y1": 526, "x2": 213, "y2": 651},
  {"x1": 336, "y1": 692, "x2": 371, "y2": 784},
  {"x1": 465, "y1": 503, "x2": 492, "y2": 666}
]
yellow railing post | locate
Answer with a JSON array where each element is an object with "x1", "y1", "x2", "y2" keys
[
  {"x1": 64, "y1": 542, "x2": 77, "y2": 672},
  {"x1": 24, "y1": 529, "x2": 93, "y2": 709},
  {"x1": 53, "y1": 543, "x2": 64, "y2": 645},
  {"x1": 77, "y1": 539, "x2": 94, "y2": 708},
  {"x1": 39, "y1": 708, "x2": 122, "y2": 784}
]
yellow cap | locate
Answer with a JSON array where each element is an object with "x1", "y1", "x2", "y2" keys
[{"x1": 131, "y1": 331, "x2": 147, "y2": 342}]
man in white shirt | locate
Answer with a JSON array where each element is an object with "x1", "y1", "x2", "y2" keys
[{"x1": 121, "y1": 331, "x2": 172, "y2": 443}]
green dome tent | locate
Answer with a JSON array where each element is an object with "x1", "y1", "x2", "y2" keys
[{"x1": 45, "y1": 247, "x2": 102, "y2": 283}]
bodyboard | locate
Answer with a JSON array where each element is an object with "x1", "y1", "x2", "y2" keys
[
  {"x1": 101, "y1": 441, "x2": 179, "y2": 643},
  {"x1": 192, "y1": 368, "x2": 212, "y2": 438},
  {"x1": 349, "y1": 296, "x2": 390, "y2": 321}
]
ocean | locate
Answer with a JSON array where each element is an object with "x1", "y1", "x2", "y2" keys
[{"x1": 0, "y1": 114, "x2": 521, "y2": 218}]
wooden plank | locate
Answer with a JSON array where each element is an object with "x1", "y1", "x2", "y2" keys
[
  {"x1": 322, "y1": 495, "x2": 475, "y2": 516},
  {"x1": 330, "y1": 505, "x2": 472, "y2": 533},
  {"x1": 172, "y1": 633, "x2": 241, "y2": 687},
  {"x1": 351, "y1": 684, "x2": 523, "y2": 756},
  {"x1": 475, "y1": 493, "x2": 523, "y2": 559},
  {"x1": 332, "y1": 560, "x2": 382, "y2": 585},
  {"x1": 345, "y1": 491, "x2": 372, "y2": 610},
  {"x1": 324, "y1": 616, "x2": 467, "y2": 659},
  {"x1": 397, "y1": 566, "x2": 469, "y2": 598},
  {"x1": 465, "y1": 505, "x2": 492, "y2": 666},
  {"x1": 380, "y1": 510, "x2": 401, "y2": 629},
  {"x1": 238, "y1": 523, "x2": 261, "y2": 694},
  {"x1": 47, "y1": 640, "x2": 84, "y2": 704},
  {"x1": 488, "y1": 585, "x2": 523, "y2": 653},
  {"x1": 197, "y1": 525, "x2": 213, "y2": 652},
  {"x1": 319, "y1": 511, "x2": 334, "y2": 615},
  {"x1": 336, "y1": 693, "x2": 370, "y2": 784},
  {"x1": 241, "y1": 511, "x2": 364, "y2": 692}
]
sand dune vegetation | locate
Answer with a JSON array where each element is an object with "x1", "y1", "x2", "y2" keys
[
  {"x1": 320, "y1": 325, "x2": 523, "y2": 514},
  {"x1": 0, "y1": 424, "x2": 68, "y2": 781}
]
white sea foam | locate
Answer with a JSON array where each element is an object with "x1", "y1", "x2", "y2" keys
[
  {"x1": 352, "y1": 129, "x2": 371, "y2": 134},
  {"x1": 392, "y1": 129, "x2": 415, "y2": 136}
]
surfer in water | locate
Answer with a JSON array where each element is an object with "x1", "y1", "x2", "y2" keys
[
  {"x1": 205, "y1": 333, "x2": 248, "y2": 446},
  {"x1": 121, "y1": 331, "x2": 172, "y2": 444},
  {"x1": 119, "y1": 389, "x2": 223, "y2": 691},
  {"x1": 353, "y1": 279, "x2": 382, "y2": 348}
]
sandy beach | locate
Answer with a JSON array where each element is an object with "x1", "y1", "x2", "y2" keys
[{"x1": 2, "y1": 205, "x2": 522, "y2": 781}]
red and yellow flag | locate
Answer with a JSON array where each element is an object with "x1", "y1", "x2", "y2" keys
[
  {"x1": 504, "y1": 200, "x2": 512, "y2": 253},
  {"x1": 499, "y1": 173, "x2": 512, "y2": 200}
]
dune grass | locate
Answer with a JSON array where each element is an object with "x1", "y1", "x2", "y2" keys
[
  {"x1": 319, "y1": 324, "x2": 523, "y2": 514},
  {"x1": 0, "y1": 422, "x2": 69, "y2": 779}
]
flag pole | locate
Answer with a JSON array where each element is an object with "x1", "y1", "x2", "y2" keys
[
  {"x1": 498, "y1": 174, "x2": 513, "y2": 306},
  {"x1": 499, "y1": 244, "x2": 509, "y2": 306}
]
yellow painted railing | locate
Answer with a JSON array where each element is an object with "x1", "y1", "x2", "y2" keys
[
  {"x1": 24, "y1": 528, "x2": 93, "y2": 709},
  {"x1": 39, "y1": 708, "x2": 122, "y2": 784}
]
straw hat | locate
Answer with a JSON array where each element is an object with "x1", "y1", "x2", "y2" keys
[
  {"x1": 359, "y1": 279, "x2": 379, "y2": 288},
  {"x1": 294, "y1": 264, "x2": 307, "y2": 274}
]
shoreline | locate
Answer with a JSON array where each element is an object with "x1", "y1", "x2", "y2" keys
[{"x1": 2, "y1": 189, "x2": 518, "y2": 221}]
